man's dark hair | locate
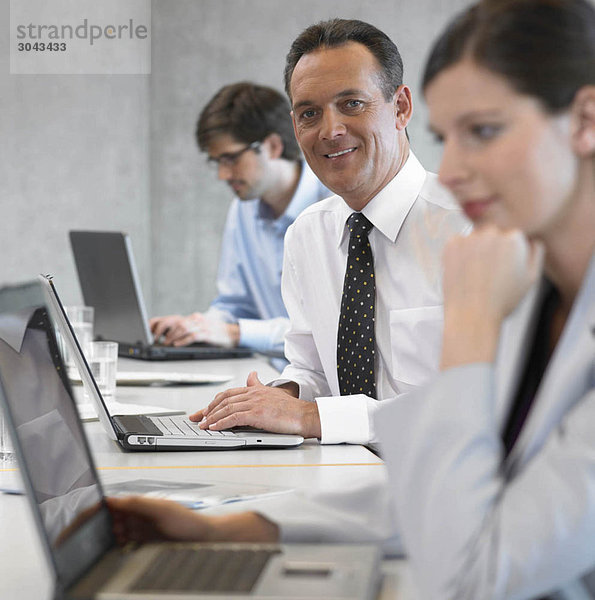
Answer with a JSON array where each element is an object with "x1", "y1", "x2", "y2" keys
[
  {"x1": 422, "y1": 0, "x2": 595, "y2": 113},
  {"x1": 284, "y1": 18, "x2": 404, "y2": 102},
  {"x1": 196, "y1": 82, "x2": 300, "y2": 160}
]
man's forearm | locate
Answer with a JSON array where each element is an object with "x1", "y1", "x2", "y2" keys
[{"x1": 205, "y1": 512, "x2": 280, "y2": 543}]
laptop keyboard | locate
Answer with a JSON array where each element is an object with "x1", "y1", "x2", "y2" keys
[
  {"x1": 130, "y1": 546, "x2": 278, "y2": 593},
  {"x1": 152, "y1": 415, "x2": 239, "y2": 438}
]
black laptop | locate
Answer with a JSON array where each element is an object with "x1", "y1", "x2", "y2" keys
[{"x1": 69, "y1": 230, "x2": 252, "y2": 360}]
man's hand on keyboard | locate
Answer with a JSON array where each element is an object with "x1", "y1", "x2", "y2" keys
[
  {"x1": 150, "y1": 313, "x2": 240, "y2": 348},
  {"x1": 189, "y1": 371, "x2": 321, "y2": 439},
  {"x1": 106, "y1": 496, "x2": 279, "y2": 544}
]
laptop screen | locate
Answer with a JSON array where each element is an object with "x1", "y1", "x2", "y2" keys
[
  {"x1": 69, "y1": 230, "x2": 153, "y2": 346},
  {"x1": 0, "y1": 288, "x2": 114, "y2": 590}
]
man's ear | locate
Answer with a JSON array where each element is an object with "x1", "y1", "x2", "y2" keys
[
  {"x1": 571, "y1": 85, "x2": 595, "y2": 157},
  {"x1": 393, "y1": 84, "x2": 413, "y2": 131},
  {"x1": 263, "y1": 133, "x2": 284, "y2": 160}
]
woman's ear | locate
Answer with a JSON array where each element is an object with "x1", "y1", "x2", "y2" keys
[{"x1": 571, "y1": 85, "x2": 595, "y2": 157}]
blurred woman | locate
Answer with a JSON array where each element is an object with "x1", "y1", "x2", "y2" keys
[{"x1": 377, "y1": 0, "x2": 595, "y2": 598}]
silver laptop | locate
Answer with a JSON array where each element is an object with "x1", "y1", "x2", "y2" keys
[
  {"x1": 69, "y1": 230, "x2": 253, "y2": 361},
  {"x1": 0, "y1": 279, "x2": 380, "y2": 600},
  {"x1": 42, "y1": 275, "x2": 303, "y2": 451}
]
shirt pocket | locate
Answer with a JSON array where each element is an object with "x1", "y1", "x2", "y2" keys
[{"x1": 389, "y1": 305, "x2": 443, "y2": 387}]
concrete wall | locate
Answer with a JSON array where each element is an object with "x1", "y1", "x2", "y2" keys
[
  {"x1": 2, "y1": 0, "x2": 470, "y2": 316},
  {"x1": 1, "y1": 0, "x2": 151, "y2": 308}
]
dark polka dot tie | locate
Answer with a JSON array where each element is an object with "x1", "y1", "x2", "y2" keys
[{"x1": 337, "y1": 212, "x2": 376, "y2": 397}]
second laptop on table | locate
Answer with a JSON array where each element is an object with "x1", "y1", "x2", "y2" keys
[{"x1": 69, "y1": 230, "x2": 253, "y2": 361}]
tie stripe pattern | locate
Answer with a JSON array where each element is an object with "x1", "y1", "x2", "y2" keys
[{"x1": 337, "y1": 212, "x2": 376, "y2": 397}]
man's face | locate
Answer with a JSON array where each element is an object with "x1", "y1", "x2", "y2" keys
[
  {"x1": 290, "y1": 42, "x2": 411, "y2": 210},
  {"x1": 207, "y1": 133, "x2": 269, "y2": 201}
]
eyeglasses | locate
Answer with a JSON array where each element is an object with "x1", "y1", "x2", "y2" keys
[{"x1": 207, "y1": 141, "x2": 261, "y2": 169}]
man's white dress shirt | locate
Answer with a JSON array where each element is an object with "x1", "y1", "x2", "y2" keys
[{"x1": 274, "y1": 152, "x2": 470, "y2": 444}]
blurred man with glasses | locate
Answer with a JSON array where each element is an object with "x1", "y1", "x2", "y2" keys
[{"x1": 150, "y1": 83, "x2": 329, "y2": 368}]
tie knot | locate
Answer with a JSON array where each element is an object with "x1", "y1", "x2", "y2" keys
[{"x1": 347, "y1": 212, "x2": 373, "y2": 237}]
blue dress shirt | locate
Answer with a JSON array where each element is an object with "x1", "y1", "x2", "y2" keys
[{"x1": 207, "y1": 161, "x2": 329, "y2": 368}]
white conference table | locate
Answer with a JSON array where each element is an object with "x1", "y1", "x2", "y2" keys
[{"x1": 0, "y1": 355, "x2": 420, "y2": 600}]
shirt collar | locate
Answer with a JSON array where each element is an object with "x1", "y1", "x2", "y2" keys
[
  {"x1": 336, "y1": 151, "x2": 427, "y2": 247},
  {"x1": 0, "y1": 307, "x2": 38, "y2": 353},
  {"x1": 257, "y1": 161, "x2": 323, "y2": 230},
  {"x1": 285, "y1": 161, "x2": 323, "y2": 222}
]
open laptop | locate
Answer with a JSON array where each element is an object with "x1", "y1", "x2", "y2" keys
[
  {"x1": 0, "y1": 280, "x2": 380, "y2": 600},
  {"x1": 41, "y1": 275, "x2": 303, "y2": 451},
  {"x1": 69, "y1": 230, "x2": 253, "y2": 361}
]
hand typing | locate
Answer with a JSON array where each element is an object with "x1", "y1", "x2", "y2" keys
[
  {"x1": 189, "y1": 371, "x2": 321, "y2": 439},
  {"x1": 107, "y1": 496, "x2": 279, "y2": 544},
  {"x1": 150, "y1": 313, "x2": 240, "y2": 348}
]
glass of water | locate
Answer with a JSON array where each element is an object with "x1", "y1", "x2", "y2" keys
[
  {"x1": 57, "y1": 305, "x2": 94, "y2": 378},
  {"x1": 0, "y1": 405, "x2": 14, "y2": 463},
  {"x1": 88, "y1": 341, "x2": 118, "y2": 398}
]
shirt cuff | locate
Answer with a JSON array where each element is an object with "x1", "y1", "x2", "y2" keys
[
  {"x1": 268, "y1": 377, "x2": 307, "y2": 400},
  {"x1": 316, "y1": 394, "x2": 371, "y2": 445},
  {"x1": 238, "y1": 317, "x2": 289, "y2": 353}
]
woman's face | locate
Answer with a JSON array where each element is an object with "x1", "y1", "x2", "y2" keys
[{"x1": 425, "y1": 59, "x2": 579, "y2": 237}]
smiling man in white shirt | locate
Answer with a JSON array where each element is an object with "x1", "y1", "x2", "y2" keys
[{"x1": 191, "y1": 18, "x2": 469, "y2": 445}]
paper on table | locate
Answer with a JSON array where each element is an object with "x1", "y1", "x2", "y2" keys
[
  {"x1": 75, "y1": 402, "x2": 185, "y2": 422},
  {"x1": 102, "y1": 478, "x2": 293, "y2": 510},
  {"x1": 115, "y1": 371, "x2": 233, "y2": 385},
  {"x1": 1, "y1": 478, "x2": 292, "y2": 510},
  {"x1": 71, "y1": 371, "x2": 233, "y2": 386}
]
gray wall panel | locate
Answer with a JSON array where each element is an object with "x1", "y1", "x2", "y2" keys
[
  {"x1": 1, "y1": 0, "x2": 151, "y2": 308},
  {"x1": 3, "y1": 0, "x2": 470, "y2": 318}
]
